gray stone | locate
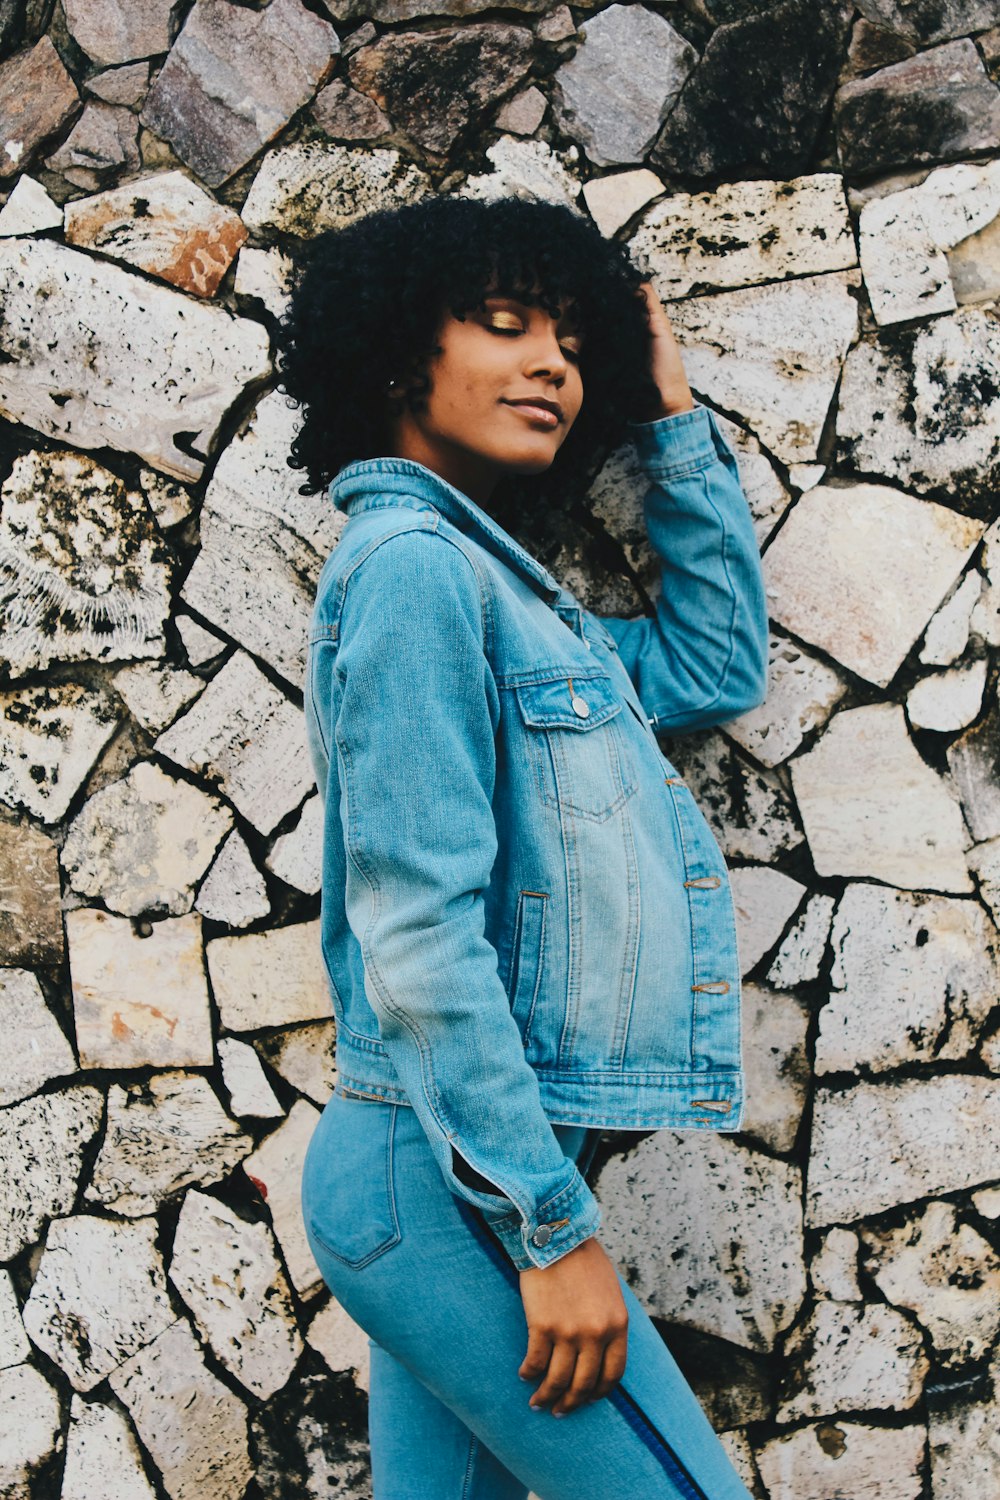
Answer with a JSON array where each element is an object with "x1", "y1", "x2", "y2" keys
[
  {"x1": 44, "y1": 102, "x2": 141, "y2": 191},
  {"x1": 62, "y1": 762, "x2": 231, "y2": 916},
  {"x1": 790, "y1": 704, "x2": 973, "y2": 893},
  {"x1": 652, "y1": 1, "x2": 854, "y2": 183},
  {"x1": 169, "y1": 1190, "x2": 302, "y2": 1398},
  {"x1": 721, "y1": 633, "x2": 848, "y2": 768},
  {"x1": 180, "y1": 391, "x2": 344, "y2": 689},
  {"x1": 140, "y1": 0, "x2": 339, "y2": 188},
  {"x1": 108, "y1": 1317, "x2": 253, "y2": 1500},
  {"x1": 112, "y1": 663, "x2": 203, "y2": 734},
  {"x1": 807, "y1": 1073, "x2": 1000, "y2": 1225},
  {"x1": 755, "y1": 1419, "x2": 926, "y2": 1500},
  {"x1": 0, "y1": 1087, "x2": 103, "y2": 1260},
  {"x1": 195, "y1": 831, "x2": 271, "y2": 930},
  {"x1": 0, "y1": 175, "x2": 62, "y2": 236},
  {"x1": 86, "y1": 61, "x2": 151, "y2": 107},
  {"x1": 846, "y1": 16, "x2": 916, "y2": 77},
  {"x1": 176, "y1": 615, "x2": 225, "y2": 667},
  {"x1": 817, "y1": 884, "x2": 1000, "y2": 1074},
  {"x1": 859, "y1": 159, "x2": 1000, "y2": 325},
  {"x1": 62, "y1": 1395, "x2": 159, "y2": 1500},
  {"x1": 66, "y1": 907, "x2": 214, "y2": 1069},
  {"x1": 139, "y1": 467, "x2": 196, "y2": 531},
  {"x1": 322, "y1": 0, "x2": 575, "y2": 14},
  {"x1": 906, "y1": 658, "x2": 987, "y2": 731},
  {"x1": 242, "y1": 1099, "x2": 324, "y2": 1298},
  {"x1": 583, "y1": 168, "x2": 663, "y2": 238},
  {"x1": 85, "y1": 1073, "x2": 251, "y2": 1217},
  {"x1": 206, "y1": 920, "x2": 330, "y2": 1033},
  {"x1": 256, "y1": 1021, "x2": 337, "y2": 1107},
  {"x1": 0, "y1": 239, "x2": 271, "y2": 483},
  {"x1": 217, "y1": 1036, "x2": 283, "y2": 1119},
  {"x1": 663, "y1": 730, "x2": 804, "y2": 865},
  {"x1": 348, "y1": 23, "x2": 533, "y2": 155},
  {"x1": 0, "y1": 819, "x2": 64, "y2": 966},
  {"x1": 730, "y1": 866, "x2": 807, "y2": 976},
  {"x1": 834, "y1": 39, "x2": 1000, "y2": 177},
  {"x1": 920, "y1": 569, "x2": 983, "y2": 665},
  {"x1": 778, "y1": 1300, "x2": 928, "y2": 1420},
  {"x1": 810, "y1": 1227, "x2": 861, "y2": 1302},
  {"x1": 0, "y1": 681, "x2": 118, "y2": 825},
  {"x1": 0, "y1": 36, "x2": 80, "y2": 181},
  {"x1": 0, "y1": 968, "x2": 74, "y2": 1107},
  {"x1": 155, "y1": 651, "x2": 314, "y2": 835},
  {"x1": 946, "y1": 699, "x2": 1000, "y2": 842},
  {"x1": 967, "y1": 834, "x2": 1000, "y2": 931},
  {"x1": 767, "y1": 893, "x2": 836, "y2": 988},
  {"x1": 971, "y1": 516, "x2": 1000, "y2": 646},
  {"x1": 0, "y1": 1364, "x2": 62, "y2": 1500},
  {"x1": 266, "y1": 793, "x2": 322, "y2": 894},
  {"x1": 0, "y1": 1269, "x2": 29, "y2": 1368},
  {"x1": 861, "y1": 1200, "x2": 1000, "y2": 1366},
  {"x1": 553, "y1": 4, "x2": 697, "y2": 167},
  {"x1": 664, "y1": 271, "x2": 860, "y2": 464},
  {"x1": 0, "y1": 449, "x2": 173, "y2": 679},
  {"x1": 311, "y1": 76, "x2": 390, "y2": 141},
  {"x1": 855, "y1": 0, "x2": 1000, "y2": 45},
  {"x1": 459, "y1": 135, "x2": 582, "y2": 209},
  {"x1": 64, "y1": 0, "x2": 182, "y2": 66},
  {"x1": 763, "y1": 481, "x2": 985, "y2": 687},
  {"x1": 240, "y1": 141, "x2": 429, "y2": 237},
  {"x1": 64, "y1": 171, "x2": 248, "y2": 298},
  {"x1": 595, "y1": 1130, "x2": 805, "y2": 1350},
  {"x1": 22, "y1": 1214, "x2": 174, "y2": 1391},
  {"x1": 631, "y1": 173, "x2": 856, "y2": 299},
  {"x1": 495, "y1": 85, "x2": 547, "y2": 137},
  {"x1": 740, "y1": 982, "x2": 810, "y2": 1155},
  {"x1": 305, "y1": 1297, "x2": 370, "y2": 1392},
  {"x1": 836, "y1": 308, "x2": 1000, "y2": 507}
]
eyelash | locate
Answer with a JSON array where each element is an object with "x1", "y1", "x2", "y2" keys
[{"x1": 486, "y1": 317, "x2": 582, "y2": 360}]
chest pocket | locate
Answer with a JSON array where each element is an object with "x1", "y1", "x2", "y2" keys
[{"x1": 514, "y1": 671, "x2": 637, "y2": 823}]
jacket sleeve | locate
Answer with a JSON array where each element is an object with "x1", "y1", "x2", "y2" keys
[
  {"x1": 595, "y1": 402, "x2": 770, "y2": 733},
  {"x1": 325, "y1": 525, "x2": 602, "y2": 1271}
]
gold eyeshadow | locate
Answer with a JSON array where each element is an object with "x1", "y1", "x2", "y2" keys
[{"x1": 487, "y1": 311, "x2": 524, "y2": 330}]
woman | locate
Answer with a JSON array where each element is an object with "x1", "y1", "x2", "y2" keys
[{"x1": 277, "y1": 195, "x2": 769, "y2": 1500}]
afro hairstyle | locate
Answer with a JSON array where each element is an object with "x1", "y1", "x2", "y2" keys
[{"x1": 275, "y1": 194, "x2": 663, "y2": 527}]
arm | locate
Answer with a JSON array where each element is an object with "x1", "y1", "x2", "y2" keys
[
  {"x1": 597, "y1": 400, "x2": 770, "y2": 732},
  {"x1": 325, "y1": 526, "x2": 601, "y2": 1271}
]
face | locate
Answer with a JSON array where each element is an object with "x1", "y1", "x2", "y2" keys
[{"x1": 385, "y1": 287, "x2": 585, "y2": 505}]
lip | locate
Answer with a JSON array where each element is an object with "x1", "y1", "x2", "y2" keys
[{"x1": 501, "y1": 397, "x2": 564, "y2": 425}]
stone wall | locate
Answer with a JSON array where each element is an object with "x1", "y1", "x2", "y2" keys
[{"x1": 1, "y1": 1, "x2": 999, "y2": 1496}]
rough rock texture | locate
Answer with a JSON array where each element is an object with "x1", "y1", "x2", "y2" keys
[
  {"x1": 2, "y1": 4, "x2": 999, "y2": 1495},
  {"x1": 140, "y1": 0, "x2": 339, "y2": 188},
  {"x1": 552, "y1": 4, "x2": 697, "y2": 167},
  {"x1": 66, "y1": 906, "x2": 215, "y2": 1069},
  {"x1": 0, "y1": 239, "x2": 271, "y2": 482},
  {"x1": 0, "y1": 449, "x2": 173, "y2": 679},
  {"x1": 348, "y1": 23, "x2": 533, "y2": 154}
]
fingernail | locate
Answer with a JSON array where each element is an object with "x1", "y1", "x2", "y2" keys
[
  {"x1": 518, "y1": 1374, "x2": 530, "y2": 1382},
  {"x1": 553, "y1": 1411, "x2": 565, "y2": 1419}
]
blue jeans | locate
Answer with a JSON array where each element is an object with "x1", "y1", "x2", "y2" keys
[{"x1": 301, "y1": 1090, "x2": 754, "y2": 1500}]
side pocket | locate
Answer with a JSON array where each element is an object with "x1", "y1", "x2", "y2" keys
[{"x1": 508, "y1": 889, "x2": 547, "y2": 1046}]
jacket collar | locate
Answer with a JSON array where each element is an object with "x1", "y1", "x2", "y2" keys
[{"x1": 328, "y1": 457, "x2": 564, "y2": 607}]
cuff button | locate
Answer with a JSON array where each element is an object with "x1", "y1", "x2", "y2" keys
[{"x1": 531, "y1": 1224, "x2": 553, "y2": 1248}]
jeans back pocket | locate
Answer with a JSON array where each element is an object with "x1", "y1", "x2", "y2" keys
[{"x1": 302, "y1": 1091, "x2": 401, "y2": 1268}]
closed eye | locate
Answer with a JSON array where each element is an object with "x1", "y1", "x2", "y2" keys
[{"x1": 486, "y1": 314, "x2": 582, "y2": 360}]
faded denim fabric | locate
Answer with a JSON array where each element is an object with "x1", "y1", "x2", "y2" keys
[{"x1": 304, "y1": 402, "x2": 769, "y2": 1271}]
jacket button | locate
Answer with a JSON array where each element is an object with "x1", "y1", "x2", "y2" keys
[
  {"x1": 531, "y1": 1224, "x2": 553, "y2": 1247},
  {"x1": 571, "y1": 696, "x2": 590, "y2": 719}
]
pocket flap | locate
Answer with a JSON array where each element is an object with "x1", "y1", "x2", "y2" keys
[{"x1": 514, "y1": 672, "x2": 622, "y2": 731}]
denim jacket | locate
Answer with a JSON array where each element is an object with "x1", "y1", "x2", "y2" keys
[{"x1": 304, "y1": 403, "x2": 769, "y2": 1270}]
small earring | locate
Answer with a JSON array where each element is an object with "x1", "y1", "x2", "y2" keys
[{"x1": 387, "y1": 379, "x2": 398, "y2": 392}]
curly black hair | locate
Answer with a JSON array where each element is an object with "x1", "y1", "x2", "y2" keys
[{"x1": 275, "y1": 195, "x2": 662, "y2": 536}]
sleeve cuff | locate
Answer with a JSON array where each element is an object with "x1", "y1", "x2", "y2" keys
[
  {"x1": 627, "y1": 401, "x2": 717, "y2": 478},
  {"x1": 478, "y1": 1165, "x2": 602, "y2": 1270}
]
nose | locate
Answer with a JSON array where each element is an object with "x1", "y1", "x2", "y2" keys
[{"x1": 522, "y1": 322, "x2": 568, "y2": 383}]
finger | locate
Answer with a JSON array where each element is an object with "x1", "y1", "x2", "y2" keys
[
  {"x1": 551, "y1": 1341, "x2": 603, "y2": 1415},
  {"x1": 519, "y1": 1328, "x2": 553, "y2": 1384},
  {"x1": 589, "y1": 1330, "x2": 629, "y2": 1402},
  {"x1": 529, "y1": 1341, "x2": 578, "y2": 1411}
]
